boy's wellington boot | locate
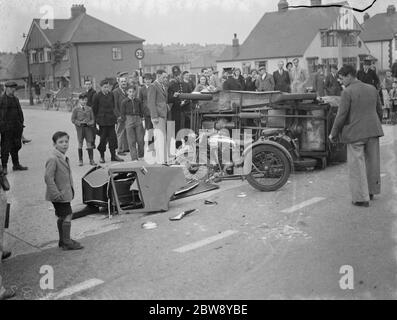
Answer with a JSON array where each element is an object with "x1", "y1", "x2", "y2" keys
[
  {"x1": 99, "y1": 151, "x2": 105, "y2": 164},
  {"x1": 78, "y1": 149, "x2": 83, "y2": 166},
  {"x1": 62, "y1": 221, "x2": 84, "y2": 251},
  {"x1": 57, "y1": 218, "x2": 64, "y2": 248},
  {"x1": 87, "y1": 149, "x2": 97, "y2": 166}
]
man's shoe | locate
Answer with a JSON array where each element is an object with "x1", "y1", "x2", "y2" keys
[
  {"x1": 22, "y1": 138, "x2": 32, "y2": 144},
  {"x1": 78, "y1": 160, "x2": 83, "y2": 166},
  {"x1": 90, "y1": 160, "x2": 97, "y2": 166},
  {"x1": 369, "y1": 194, "x2": 374, "y2": 200},
  {"x1": 1, "y1": 251, "x2": 11, "y2": 261},
  {"x1": 111, "y1": 155, "x2": 124, "y2": 162},
  {"x1": 0, "y1": 289, "x2": 16, "y2": 300},
  {"x1": 99, "y1": 158, "x2": 105, "y2": 164},
  {"x1": 62, "y1": 240, "x2": 84, "y2": 251},
  {"x1": 352, "y1": 201, "x2": 370, "y2": 207},
  {"x1": 13, "y1": 164, "x2": 28, "y2": 171},
  {"x1": 117, "y1": 152, "x2": 127, "y2": 156}
]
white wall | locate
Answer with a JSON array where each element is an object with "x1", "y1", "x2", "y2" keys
[{"x1": 365, "y1": 41, "x2": 391, "y2": 71}]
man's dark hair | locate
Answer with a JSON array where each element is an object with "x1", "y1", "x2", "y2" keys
[
  {"x1": 338, "y1": 65, "x2": 357, "y2": 78},
  {"x1": 100, "y1": 79, "x2": 109, "y2": 87},
  {"x1": 182, "y1": 71, "x2": 189, "y2": 76},
  {"x1": 156, "y1": 69, "x2": 166, "y2": 75},
  {"x1": 143, "y1": 73, "x2": 152, "y2": 80},
  {"x1": 79, "y1": 93, "x2": 88, "y2": 100},
  {"x1": 52, "y1": 131, "x2": 69, "y2": 143}
]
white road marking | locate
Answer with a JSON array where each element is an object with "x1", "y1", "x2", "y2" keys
[
  {"x1": 173, "y1": 230, "x2": 239, "y2": 253},
  {"x1": 281, "y1": 197, "x2": 326, "y2": 214},
  {"x1": 40, "y1": 279, "x2": 104, "y2": 300}
]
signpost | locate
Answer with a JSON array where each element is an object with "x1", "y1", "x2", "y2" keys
[{"x1": 135, "y1": 48, "x2": 145, "y2": 85}]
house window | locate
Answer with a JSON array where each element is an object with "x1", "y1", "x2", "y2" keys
[
  {"x1": 29, "y1": 50, "x2": 37, "y2": 64},
  {"x1": 242, "y1": 62, "x2": 251, "y2": 75},
  {"x1": 306, "y1": 57, "x2": 319, "y2": 73},
  {"x1": 38, "y1": 50, "x2": 44, "y2": 63},
  {"x1": 342, "y1": 57, "x2": 357, "y2": 69},
  {"x1": 112, "y1": 47, "x2": 122, "y2": 60},
  {"x1": 322, "y1": 58, "x2": 338, "y2": 70},
  {"x1": 254, "y1": 61, "x2": 267, "y2": 70},
  {"x1": 321, "y1": 31, "x2": 337, "y2": 47},
  {"x1": 342, "y1": 33, "x2": 357, "y2": 47},
  {"x1": 62, "y1": 48, "x2": 70, "y2": 61},
  {"x1": 45, "y1": 48, "x2": 52, "y2": 62}
]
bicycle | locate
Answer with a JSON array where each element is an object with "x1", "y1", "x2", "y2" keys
[{"x1": 43, "y1": 89, "x2": 61, "y2": 111}]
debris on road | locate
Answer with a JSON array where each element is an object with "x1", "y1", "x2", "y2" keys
[
  {"x1": 259, "y1": 223, "x2": 311, "y2": 241},
  {"x1": 237, "y1": 193, "x2": 247, "y2": 198},
  {"x1": 142, "y1": 222, "x2": 158, "y2": 230},
  {"x1": 204, "y1": 200, "x2": 218, "y2": 206},
  {"x1": 169, "y1": 209, "x2": 198, "y2": 221}
]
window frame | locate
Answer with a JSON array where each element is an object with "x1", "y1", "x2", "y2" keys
[{"x1": 112, "y1": 47, "x2": 123, "y2": 61}]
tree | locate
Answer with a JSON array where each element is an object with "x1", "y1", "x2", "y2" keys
[{"x1": 51, "y1": 41, "x2": 70, "y2": 89}]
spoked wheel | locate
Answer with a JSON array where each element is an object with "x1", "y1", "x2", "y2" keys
[
  {"x1": 246, "y1": 144, "x2": 291, "y2": 191},
  {"x1": 173, "y1": 146, "x2": 210, "y2": 181}
]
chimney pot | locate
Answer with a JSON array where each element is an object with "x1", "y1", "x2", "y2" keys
[
  {"x1": 232, "y1": 34, "x2": 239, "y2": 59},
  {"x1": 363, "y1": 12, "x2": 370, "y2": 22},
  {"x1": 310, "y1": 0, "x2": 322, "y2": 6},
  {"x1": 71, "y1": 4, "x2": 86, "y2": 19},
  {"x1": 278, "y1": 0, "x2": 289, "y2": 12},
  {"x1": 387, "y1": 5, "x2": 396, "y2": 15}
]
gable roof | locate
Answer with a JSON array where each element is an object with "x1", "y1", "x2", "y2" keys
[
  {"x1": 190, "y1": 53, "x2": 218, "y2": 69},
  {"x1": 217, "y1": 3, "x2": 349, "y2": 62},
  {"x1": 26, "y1": 13, "x2": 144, "y2": 49},
  {"x1": 361, "y1": 12, "x2": 397, "y2": 42},
  {"x1": 143, "y1": 52, "x2": 186, "y2": 66},
  {"x1": 0, "y1": 53, "x2": 28, "y2": 81}
]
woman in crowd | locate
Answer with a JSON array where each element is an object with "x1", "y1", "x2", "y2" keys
[
  {"x1": 233, "y1": 68, "x2": 245, "y2": 90},
  {"x1": 194, "y1": 75, "x2": 210, "y2": 92}
]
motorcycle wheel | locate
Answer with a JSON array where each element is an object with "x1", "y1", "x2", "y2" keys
[{"x1": 246, "y1": 144, "x2": 291, "y2": 192}]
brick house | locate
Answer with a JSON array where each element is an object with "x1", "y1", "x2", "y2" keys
[
  {"x1": 22, "y1": 4, "x2": 144, "y2": 90},
  {"x1": 216, "y1": 0, "x2": 371, "y2": 75}
]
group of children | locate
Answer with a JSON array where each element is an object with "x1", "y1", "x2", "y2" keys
[{"x1": 381, "y1": 80, "x2": 397, "y2": 124}]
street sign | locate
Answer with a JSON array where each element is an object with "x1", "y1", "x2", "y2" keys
[{"x1": 135, "y1": 48, "x2": 145, "y2": 60}]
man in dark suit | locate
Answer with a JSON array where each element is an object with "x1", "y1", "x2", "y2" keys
[
  {"x1": 84, "y1": 80, "x2": 96, "y2": 108},
  {"x1": 92, "y1": 80, "x2": 123, "y2": 163},
  {"x1": 148, "y1": 69, "x2": 169, "y2": 163},
  {"x1": 273, "y1": 61, "x2": 290, "y2": 93},
  {"x1": 329, "y1": 65, "x2": 384, "y2": 207},
  {"x1": 325, "y1": 65, "x2": 342, "y2": 96},
  {"x1": 168, "y1": 66, "x2": 184, "y2": 139},
  {"x1": 312, "y1": 64, "x2": 326, "y2": 97},
  {"x1": 113, "y1": 76, "x2": 129, "y2": 156},
  {"x1": 138, "y1": 73, "x2": 154, "y2": 146},
  {"x1": 357, "y1": 60, "x2": 379, "y2": 89},
  {"x1": 222, "y1": 71, "x2": 242, "y2": 91}
]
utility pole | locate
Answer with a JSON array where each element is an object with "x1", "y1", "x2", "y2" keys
[{"x1": 23, "y1": 33, "x2": 34, "y2": 106}]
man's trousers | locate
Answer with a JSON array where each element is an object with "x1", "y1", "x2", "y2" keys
[
  {"x1": 152, "y1": 118, "x2": 167, "y2": 164},
  {"x1": 0, "y1": 189, "x2": 7, "y2": 295},
  {"x1": 97, "y1": 125, "x2": 118, "y2": 155},
  {"x1": 116, "y1": 121, "x2": 129, "y2": 153},
  {"x1": 347, "y1": 137, "x2": 381, "y2": 202}
]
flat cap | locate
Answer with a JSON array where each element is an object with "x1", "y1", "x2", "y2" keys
[{"x1": 5, "y1": 81, "x2": 18, "y2": 88}]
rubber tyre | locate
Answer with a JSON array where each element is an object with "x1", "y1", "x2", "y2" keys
[{"x1": 246, "y1": 144, "x2": 291, "y2": 192}]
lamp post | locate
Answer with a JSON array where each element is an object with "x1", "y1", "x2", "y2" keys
[{"x1": 22, "y1": 33, "x2": 34, "y2": 106}]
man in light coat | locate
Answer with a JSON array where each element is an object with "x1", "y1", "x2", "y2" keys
[
  {"x1": 290, "y1": 58, "x2": 307, "y2": 93},
  {"x1": 256, "y1": 66, "x2": 275, "y2": 92},
  {"x1": 148, "y1": 70, "x2": 169, "y2": 164},
  {"x1": 329, "y1": 65, "x2": 384, "y2": 207}
]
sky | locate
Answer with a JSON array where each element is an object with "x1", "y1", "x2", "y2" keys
[{"x1": 0, "y1": 0, "x2": 392, "y2": 53}]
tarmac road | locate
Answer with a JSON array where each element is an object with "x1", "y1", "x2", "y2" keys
[{"x1": 1, "y1": 107, "x2": 397, "y2": 300}]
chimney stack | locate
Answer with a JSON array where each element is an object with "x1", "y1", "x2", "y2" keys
[
  {"x1": 363, "y1": 12, "x2": 370, "y2": 22},
  {"x1": 232, "y1": 34, "x2": 239, "y2": 58},
  {"x1": 278, "y1": 0, "x2": 288, "y2": 12},
  {"x1": 71, "y1": 4, "x2": 86, "y2": 19},
  {"x1": 387, "y1": 5, "x2": 396, "y2": 15},
  {"x1": 310, "y1": 0, "x2": 322, "y2": 6}
]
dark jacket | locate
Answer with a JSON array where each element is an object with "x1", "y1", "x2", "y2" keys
[
  {"x1": 223, "y1": 77, "x2": 242, "y2": 91},
  {"x1": 357, "y1": 69, "x2": 379, "y2": 89},
  {"x1": 113, "y1": 87, "x2": 128, "y2": 118},
  {"x1": 325, "y1": 73, "x2": 341, "y2": 96},
  {"x1": 92, "y1": 91, "x2": 117, "y2": 126},
  {"x1": 244, "y1": 77, "x2": 257, "y2": 91},
  {"x1": 0, "y1": 93, "x2": 24, "y2": 133},
  {"x1": 236, "y1": 75, "x2": 245, "y2": 90},
  {"x1": 255, "y1": 73, "x2": 275, "y2": 91},
  {"x1": 138, "y1": 85, "x2": 150, "y2": 117},
  {"x1": 148, "y1": 81, "x2": 169, "y2": 119},
  {"x1": 313, "y1": 71, "x2": 326, "y2": 97},
  {"x1": 330, "y1": 79, "x2": 383, "y2": 144},
  {"x1": 273, "y1": 69, "x2": 290, "y2": 93},
  {"x1": 120, "y1": 97, "x2": 143, "y2": 121},
  {"x1": 86, "y1": 88, "x2": 96, "y2": 107},
  {"x1": 391, "y1": 62, "x2": 397, "y2": 78}
]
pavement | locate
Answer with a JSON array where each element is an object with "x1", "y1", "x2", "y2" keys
[{"x1": 1, "y1": 105, "x2": 397, "y2": 300}]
